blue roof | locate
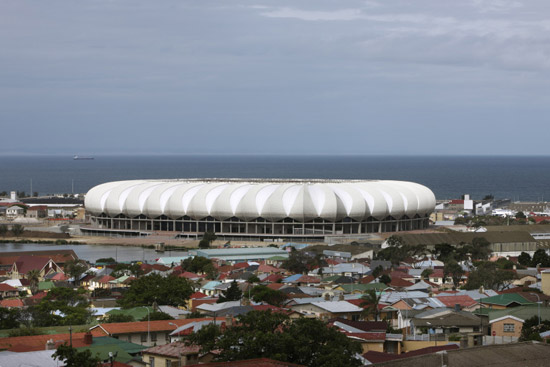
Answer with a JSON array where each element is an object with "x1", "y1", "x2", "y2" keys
[
  {"x1": 282, "y1": 274, "x2": 302, "y2": 283},
  {"x1": 202, "y1": 281, "x2": 222, "y2": 290}
]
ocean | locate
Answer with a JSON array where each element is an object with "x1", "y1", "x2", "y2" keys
[{"x1": 0, "y1": 155, "x2": 549, "y2": 201}]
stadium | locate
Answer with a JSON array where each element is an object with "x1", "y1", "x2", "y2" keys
[{"x1": 83, "y1": 179, "x2": 436, "y2": 240}]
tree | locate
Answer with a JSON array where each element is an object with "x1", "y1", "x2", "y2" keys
[
  {"x1": 30, "y1": 287, "x2": 92, "y2": 327},
  {"x1": 186, "y1": 310, "x2": 362, "y2": 367},
  {"x1": 11, "y1": 224, "x2": 24, "y2": 236},
  {"x1": 64, "y1": 259, "x2": 87, "y2": 286},
  {"x1": 249, "y1": 285, "x2": 287, "y2": 307},
  {"x1": 104, "y1": 313, "x2": 135, "y2": 323},
  {"x1": 181, "y1": 256, "x2": 215, "y2": 275},
  {"x1": 443, "y1": 260, "x2": 464, "y2": 289},
  {"x1": 111, "y1": 263, "x2": 144, "y2": 278},
  {"x1": 531, "y1": 249, "x2": 550, "y2": 267},
  {"x1": 518, "y1": 252, "x2": 532, "y2": 267},
  {"x1": 26, "y1": 269, "x2": 40, "y2": 294},
  {"x1": 432, "y1": 243, "x2": 455, "y2": 261},
  {"x1": 117, "y1": 273, "x2": 193, "y2": 308},
  {"x1": 52, "y1": 344, "x2": 101, "y2": 367},
  {"x1": 217, "y1": 281, "x2": 242, "y2": 303},
  {"x1": 379, "y1": 274, "x2": 391, "y2": 286},
  {"x1": 143, "y1": 311, "x2": 174, "y2": 321},
  {"x1": 468, "y1": 237, "x2": 492, "y2": 261},
  {"x1": 0, "y1": 224, "x2": 7, "y2": 236},
  {"x1": 371, "y1": 266, "x2": 383, "y2": 279},
  {"x1": 464, "y1": 261, "x2": 516, "y2": 291},
  {"x1": 360, "y1": 290, "x2": 382, "y2": 321},
  {"x1": 199, "y1": 231, "x2": 217, "y2": 249},
  {"x1": 516, "y1": 211, "x2": 526, "y2": 219},
  {"x1": 0, "y1": 307, "x2": 21, "y2": 329},
  {"x1": 519, "y1": 316, "x2": 550, "y2": 341},
  {"x1": 421, "y1": 268, "x2": 433, "y2": 280},
  {"x1": 282, "y1": 250, "x2": 309, "y2": 274},
  {"x1": 96, "y1": 257, "x2": 116, "y2": 264}
]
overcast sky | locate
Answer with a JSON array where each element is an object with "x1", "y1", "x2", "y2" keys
[{"x1": 2, "y1": 0, "x2": 550, "y2": 155}]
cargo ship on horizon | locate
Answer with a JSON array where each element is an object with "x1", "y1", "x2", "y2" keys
[{"x1": 73, "y1": 155, "x2": 94, "y2": 160}]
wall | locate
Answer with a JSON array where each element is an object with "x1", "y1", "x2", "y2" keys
[
  {"x1": 541, "y1": 272, "x2": 550, "y2": 296},
  {"x1": 360, "y1": 341, "x2": 385, "y2": 353},
  {"x1": 491, "y1": 318, "x2": 523, "y2": 338},
  {"x1": 402, "y1": 340, "x2": 446, "y2": 353}
]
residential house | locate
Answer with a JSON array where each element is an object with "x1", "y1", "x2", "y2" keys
[
  {"x1": 8, "y1": 256, "x2": 63, "y2": 280},
  {"x1": 290, "y1": 300, "x2": 363, "y2": 321},
  {"x1": 90, "y1": 319, "x2": 207, "y2": 347},
  {"x1": 6, "y1": 205, "x2": 26, "y2": 219},
  {"x1": 0, "y1": 283, "x2": 19, "y2": 298},
  {"x1": 488, "y1": 305, "x2": 550, "y2": 338},
  {"x1": 142, "y1": 342, "x2": 200, "y2": 367},
  {"x1": 410, "y1": 308, "x2": 481, "y2": 335}
]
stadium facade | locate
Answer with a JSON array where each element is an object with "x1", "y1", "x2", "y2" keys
[{"x1": 83, "y1": 179, "x2": 436, "y2": 240}]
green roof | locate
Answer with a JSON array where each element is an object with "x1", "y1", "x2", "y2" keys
[
  {"x1": 89, "y1": 336, "x2": 147, "y2": 355},
  {"x1": 38, "y1": 281, "x2": 55, "y2": 290},
  {"x1": 321, "y1": 275, "x2": 342, "y2": 282},
  {"x1": 106, "y1": 306, "x2": 153, "y2": 321},
  {"x1": 76, "y1": 344, "x2": 133, "y2": 363},
  {"x1": 481, "y1": 293, "x2": 533, "y2": 307},
  {"x1": 488, "y1": 305, "x2": 550, "y2": 322}
]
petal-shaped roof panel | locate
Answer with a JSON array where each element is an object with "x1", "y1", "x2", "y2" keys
[{"x1": 85, "y1": 179, "x2": 435, "y2": 222}]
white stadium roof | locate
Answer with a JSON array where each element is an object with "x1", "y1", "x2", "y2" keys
[{"x1": 85, "y1": 179, "x2": 435, "y2": 221}]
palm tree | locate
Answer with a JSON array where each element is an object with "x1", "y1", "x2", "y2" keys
[
  {"x1": 360, "y1": 290, "x2": 382, "y2": 321},
  {"x1": 26, "y1": 269, "x2": 40, "y2": 294}
]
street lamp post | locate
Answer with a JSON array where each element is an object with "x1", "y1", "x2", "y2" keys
[
  {"x1": 141, "y1": 306, "x2": 150, "y2": 344},
  {"x1": 168, "y1": 322, "x2": 182, "y2": 367},
  {"x1": 530, "y1": 293, "x2": 541, "y2": 326}
]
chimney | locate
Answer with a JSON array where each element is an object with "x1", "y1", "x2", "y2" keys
[
  {"x1": 338, "y1": 293, "x2": 344, "y2": 301},
  {"x1": 84, "y1": 331, "x2": 93, "y2": 345},
  {"x1": 324, "y1": 293, "x2": 331, "y2": 301},
  {"x1": 45, "y1": 339, "x2": 56, "y2": 350}
]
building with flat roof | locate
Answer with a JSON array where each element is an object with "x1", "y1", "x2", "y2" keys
[{"x1": 83, "y1": 178, "x2": 436, "y2": 240}]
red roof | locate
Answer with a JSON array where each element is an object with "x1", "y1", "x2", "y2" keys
[
  {"x1": 190, "y1": 291, "x2": 207, "y2": 299},
  {"x1": 96, "y1": 275, "x2": 115, "y2": 284},
  {"x1": 91, "y1": 318, "x2": 214, "y2": 336},
  {"x1": 251, "y1": 305, "x2": 288, "y2": 314},
  {"x1": 266, "y1": 283, "x2": 285, "y2": 290},
  {"x1": 389, "y1": 278, "x2": 414, "y2": 288},
  {"x1": 264, "y1": 274, "x2": 284, "y2": 283},
  {"x1": 296, "y1": 275, "x2": 320, "y2": 284},
  {"x1": 0, "y1": 299, "x2": 24, "y2": 308},
  {"x1": 179, "y1": 271, "x2": 201, "y2": 279},
  {"x1": 436, "y1": 295, "x2": 477, "y2": 308},
  {"x1": 0, "y1": 332, "x2": 91, "y2": 352},
  {"x1": 258, "y1": 264, "x2": 282, "y2": 273},
  {"x1": 0, "y1": 284, "x2": 17, "y2": 291},
  {"x1": 233, "y1": 262, "x2": 249, "y2": 269},
  {"x1": 14, "y1": 256, "x2": 51, "y2": 274},
  {"x1": 359, "y1": 275, "x2": 375, "y2": 284}
]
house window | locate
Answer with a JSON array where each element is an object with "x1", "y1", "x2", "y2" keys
[
  {"x1": 149, "y1": 356, "x2": 155, "y2": 367},
  {"x1": 165, "y1": 360, "x2": 172, "y2": 367},
  {"x1": 503, "y1": 323, "x2": 515, "y2": 332},
  {"x1": 151, "y1": 332, "x2": 157, "y2": 342},
  {"x1": 141, "y1": 333, "x2": 147, "y2": 343}
]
